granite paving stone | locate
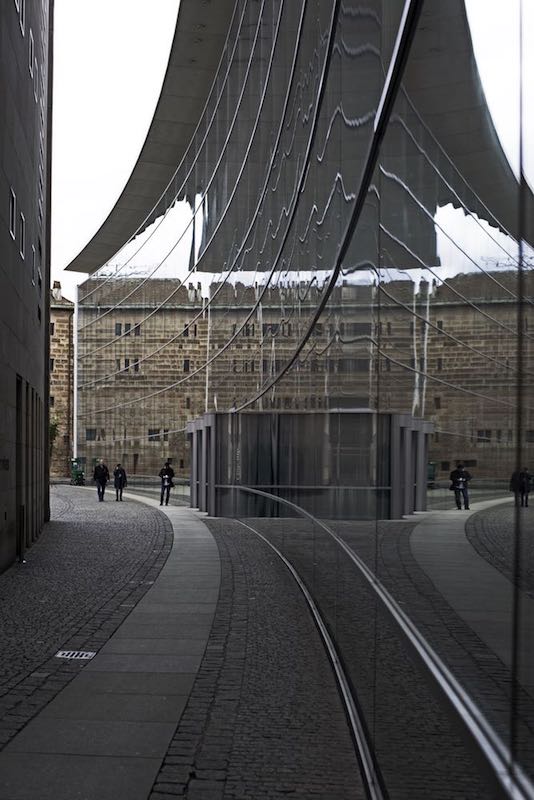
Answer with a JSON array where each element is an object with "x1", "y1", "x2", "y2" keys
[
  {"x1": 149, "y1": 521, "x2": 366, "y2": 800},
  {"x1": 0, "y1": 485, "x2": 173, "y2": 749},
  {"x1": 4, "y1": 483, "x2": 518, "y2": 799}
]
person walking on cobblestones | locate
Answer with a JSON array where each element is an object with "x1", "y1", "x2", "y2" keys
[
  {"x1": 449, "y1": 463, "x2": 471, "y2": 510},
  {"x1": 113, "y1": 463, "x2": 127, "y2": 501},
  {"x1": 93, "y1": 459, "x2": 110, "y2": 502},
  {"x1": 159, "y1": 460, "x2": 174, "y2": 506},
  {"x1": 510, "y1": 467, "x2": 531, "y2": 507}
]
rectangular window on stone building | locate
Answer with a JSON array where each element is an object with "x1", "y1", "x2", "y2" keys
[
  {"x1": 434, "y1": 397, "x2": 441, "y2": 409},
  {"x1": 148, "y1": 428, "x2": 160, "y2": 442},
  {"x1": 49, "y1": 358, "x2": 54, "y2": 371},
  {"x1": 50, "y1": 322, "x2": 54, "y2": 336},
  {"x1": 124, "y1": 358, "x2": 130, "y2": 372},
  {"x1": 437, "y1": 357, "x2": 442, "y2": 371},
  {"x1": 183, "y1": 324, "x2": 189, "y2": 338},
  {"x1": 133, "y1": 359, "x2": 140, "y2": 373},
  {"x1": 183, "y1": 358, "x2": 190, "y2": 373},
  {"x1": 186, "y1": 397, "x2": 190, "y2": 409},
  {"x1": 50, "y1": 395, "x2": 54, "y2": 407},
  {"x1": 347, "y1": 322, "x2": 372, "y2": 337},
  {"x1": 134, "y1": 324, "x2": 141, "y2": 336},
  {"x1": 124, "y1": 323, "x2": 131, "y2": 336},
  {"x1": 477, "y1": 430, "x2": 491, "y2": 442},
  {"x1": 437, "y1": 320, "x2": 443, "y2": 330},
  {"x1": 163, "y1": 429, "x2": 169, "y2": 442},
  {"x1": 116, "y1": 359, "x2": 121, "y2": 372},
  {"x1": 115, "y1": 323, "x2": 122, "y2": 336},
  {"x1": 86, "y1": 429, "x2": 96, "y2": 441}
]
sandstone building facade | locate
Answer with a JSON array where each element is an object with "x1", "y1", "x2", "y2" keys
[
  {"x1": 77, "y1": 270, "x2": 532, "y2": 484},
  {"x1": 50, "y1": 282, "x2": 74, "y2": 477}
]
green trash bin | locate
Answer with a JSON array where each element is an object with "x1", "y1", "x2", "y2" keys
[{"x1": 70, "y1": 459, "x2": 85, "y2": 486}]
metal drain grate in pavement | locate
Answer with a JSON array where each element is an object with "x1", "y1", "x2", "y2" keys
[{"x1": 55, "y1": 650, "x2": 96, "y2": 660}]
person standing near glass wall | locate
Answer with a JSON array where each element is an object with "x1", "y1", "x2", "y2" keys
[
  {"x1": 510, "y1": 468, "x2": 531, "y2": 507},
  {"x1": 159, "y1": 460, "x2": 175, "y2": 506},
  {"x1": 449, "y1": 463, "x2": 472, "y2": 510}
]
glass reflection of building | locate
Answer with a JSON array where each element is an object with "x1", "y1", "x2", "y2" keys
[{"x1": 68, "y1": 1, "x2": 534, "y2": 797}]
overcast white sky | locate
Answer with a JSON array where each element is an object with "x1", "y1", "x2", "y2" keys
[
  {"x1": 51, "y1": 0, "x2": 180, "y2": 299},
  {"x1": 51, "y1": 0, "x2": 531, "y2": 301}
]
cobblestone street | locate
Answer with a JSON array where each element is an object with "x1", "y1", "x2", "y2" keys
[
  {"x1": 0, "y1": 486, "x2": 173, "y2": 750},
  {"x1": 0, "y1": 488, "x2": 530, "y2": 799},
  {"x1": 151, "y1": 522, "x2": 365, "y2": 800},
  {"x1": 467, "y1": 504, "x2": 534, "y2": 592},
  {"x1": 0, "y1": 487, "x2": 366, "y2": 799}
]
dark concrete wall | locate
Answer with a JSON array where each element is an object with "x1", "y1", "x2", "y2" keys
[{"x1": 0, "y1": 0, "x2": 53, "y2": 571}]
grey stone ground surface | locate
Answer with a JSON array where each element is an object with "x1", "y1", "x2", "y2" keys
[
  {"x1": 243, "y1": 517, "x2": 490, "y2": 799},
  {"x1": 0, "y1": 488, "x2": 366, "y2": 800},
  {"x1": 151, "y1": 521, "x2": 365, "y2": 800},
  {"x1": 0, "y1": 486, "x2": 173, "y2": 751},
  {"x1": 2, "y1": 486, "x2": 532, "y2": 799},
  {"x1": 466, "y1": 504, "x2": 534, "y2": 592}
]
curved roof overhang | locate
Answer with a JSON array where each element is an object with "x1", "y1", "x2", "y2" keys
[
  {"x1": 66, "y1": 0, "x2": 235, "y2": 274},
  {"x1": 67, "y1": 0, "x2": 532, "y2": 276},
  {"x1": 403, "y1": 0, "x2": 534, "y2": 248}
]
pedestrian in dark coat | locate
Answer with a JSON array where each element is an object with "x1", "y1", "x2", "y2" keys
[
  {"x1": 449, "y1": 463, "x2": 472, "y2": 510},
  {"x1": 93, "y1": 459, "x2": 110, "y2": 502},
  {"x1": 158, "y1": 461, "x2": 175, "y2": 506},
  {"x1": 113, "y1": 463, "x2": 127, "y2": 501},
  {"x1": 510, "y1": 468, "x2": 531, "y2": 507}
]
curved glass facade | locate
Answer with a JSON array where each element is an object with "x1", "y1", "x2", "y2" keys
[{"x1": 76, "y1": 1, "x2": 534, "y2": 796}]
